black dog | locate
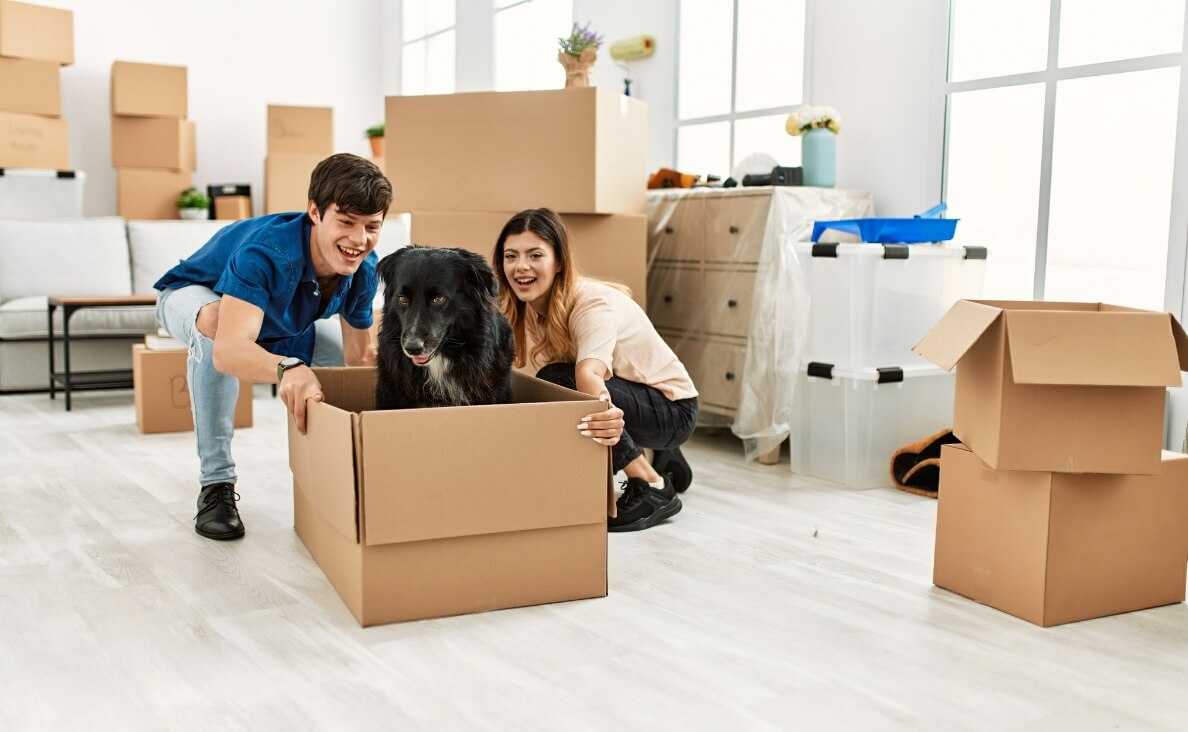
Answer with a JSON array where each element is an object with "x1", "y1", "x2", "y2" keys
[{"x1": 374, "y1": 245, "x2": 515, "y2": 409}]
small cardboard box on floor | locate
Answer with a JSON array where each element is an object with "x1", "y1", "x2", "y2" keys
[
  {"x1": 288, "y1": 367, "x2": 613, "y2": 626},
  {"x1": 934, "y1": 443, "x2": 1188, "y2": 627},
  {"x1": 132, "y1": 344, "x2": 252, "y2": 434},
  {"x1": 913, "y1": 300, "x2": 1188, "y2": 474}
]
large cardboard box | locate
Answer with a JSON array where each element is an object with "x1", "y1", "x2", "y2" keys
[
  {"x1": 111, "y1": 117, "x2": 196, "y2": 171},
  {"x1": 0, "y1": 0, "x2": 73, "y2": 65},
  {"x1": 264, "y1": 153, "x2": 322, "y2": 214},
  {"x1": 288, "y1": 367, "x2": 613, "y2": 626},
  {"x1": 0, "y1": 110, "x2": 68, "y2": 169},
  {"x1": 0, "y1": 57, "x2": 60, "y2": 116},
  {"x1": 934, "y1": 443, "x2": 1188, "y2": 627},
  {"x1": 386, "y1": 88, "x2": 647, "y2": 215},
  {"x1": 267, "y1": 105, "x2": 332, "y2": 155},
  {"x1": 117, "y1": 168, "x2": 193, "y2": 220},
  {"x1": 409, "y1": 211, "x2": 648, "y2": 306},
  {"x1": 913, "y1": 300, "x2": 1188, "y2": 474},
  {"x1": 132, "y1": 345, "x2": 252, "y2": 434},
  {"x1": 111, "y1": 61, "x2": 187, "y2": 118}
]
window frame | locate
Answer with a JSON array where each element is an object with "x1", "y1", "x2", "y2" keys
[
  {"x1": 942, "y1": 0, "x2": 1188, "y2": 316},
  {"x1": 673, "y1": 0, "x2": 813, "y2": 176}
]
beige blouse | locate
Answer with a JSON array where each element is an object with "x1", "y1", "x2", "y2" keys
[{"x1": 526, "y1": 279, "x2": 698, "y2": 402}]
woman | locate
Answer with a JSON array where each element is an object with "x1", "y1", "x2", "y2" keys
[{"x1": 493, "y1": 208, "x2": 699, "y2": 532}]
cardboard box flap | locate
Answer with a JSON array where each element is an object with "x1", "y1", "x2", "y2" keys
[
  {"x1": 359, "y1": 399, "x2": 609, "y2": 546},
  {"x1": 912, "y1": 299, "x2": 1003, "y2": 370},
  {"x1": 1005, "y1": 310, "x2": 1184, "y2": 386},
  {"x1": 287, "y1": 401, "x2": 360, "y2": 543}
]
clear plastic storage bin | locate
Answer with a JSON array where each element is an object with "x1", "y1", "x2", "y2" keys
[
  {"x1": 794, "y1": 242, "x2": 986, "y2": 368},
  {"x1": 789, "y1": 362, "x2": 955, "y2": 489},
  {"x1": 0, "y1": 169, "x2": 86, "y2": 218}
]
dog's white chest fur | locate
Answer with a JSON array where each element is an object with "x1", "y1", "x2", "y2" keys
[{"x1": 424, "y1": 355, "x2": 470, "y2": 406}]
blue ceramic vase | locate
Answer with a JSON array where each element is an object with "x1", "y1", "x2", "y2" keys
[{"x1": 801, "y1": 127, "x2": 836, "y2": 188}]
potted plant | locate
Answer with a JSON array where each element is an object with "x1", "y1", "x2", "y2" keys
[
  {"x1": 366, "y1": 122, "x2": 385, "y2": 159},
  {"x1": 177, "y1": 186, "x2": 211, "y2": 220},
  {"x1": 558, "y1": 21, "x2": 603, "y2": 88}
]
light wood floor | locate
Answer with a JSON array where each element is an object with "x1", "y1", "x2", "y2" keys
[{"x1": 3, "y1": 387, "x2": 1188, "y2": 731}]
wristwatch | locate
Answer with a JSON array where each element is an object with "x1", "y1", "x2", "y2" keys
[{"x1": 276, "y1": 356, "x2": 306, "y2": 383}]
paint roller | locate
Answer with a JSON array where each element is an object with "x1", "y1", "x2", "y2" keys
[{"x1": 608, "y1": 35, "x2": 655, "y2": 96}]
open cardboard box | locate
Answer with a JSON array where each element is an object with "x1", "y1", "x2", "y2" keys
[
  {"x1": 934, "y1": 443, "x2": 1188, "y2": 627},
  {"x1": 288, "y1": 367, "x2": 614, "y2": 626},
  {"x1": 913, "y1": 300, "x2": 1188, "y2": 474}
]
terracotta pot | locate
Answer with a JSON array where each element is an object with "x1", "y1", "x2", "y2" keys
[{"x1": 368, "y1": 135, "x2": 385, "y2": 159}]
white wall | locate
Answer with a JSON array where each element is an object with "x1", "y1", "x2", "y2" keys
[{"x1": 46, "y1": 0, "x2": 385, "y2": 218}]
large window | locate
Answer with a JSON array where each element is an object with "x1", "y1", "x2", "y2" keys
[
  {"x1": 675, "y1": 0, "x2": 807, "y2": 181},
  {"x1": 493, "y1": 0, "x2": 573, "y2": 92},
  {"x1": 403, "y1": 0, "x2": 456, "y2": 96},
  {"x1": 945, "y1": 0, "x2": 1186, "y2": 311}
]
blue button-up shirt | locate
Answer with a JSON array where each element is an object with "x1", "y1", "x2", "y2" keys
[{"x1": 154, "y1": 212, "x2": 377, "y2": 362}]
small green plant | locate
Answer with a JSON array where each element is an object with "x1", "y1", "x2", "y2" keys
[
  {"x1": 365, "y1": 123, "x2": 385, "y2": 138},
  {"x1": 558, "y1": 21, "x2": 603, "y2": 57},
  {"x1": 177, "y1": 186, "x2": 210, "y2": 210}
]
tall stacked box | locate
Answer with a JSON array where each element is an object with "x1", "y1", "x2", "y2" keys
[
  {"x1": 111, "y1": 61, "x2": 194, "y2": 220},
  {"x1": 915, "y1": 300, "x2": 1188, "y2": 626},
  {"x1": 388, "y1": 88, "x2": 648, "y2": 301},
  {"x1": 0, "y1": 0, "x2": 72, "y2": 170},
  {"x1": 264, "y1": 105, "x2": 331, "y2": 214}
]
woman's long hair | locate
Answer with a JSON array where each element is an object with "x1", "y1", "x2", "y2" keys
[{"x1": 492, "y1": 208, "x2": 579, "y2": 369}]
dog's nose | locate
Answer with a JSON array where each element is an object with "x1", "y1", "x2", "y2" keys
[{"x1": 404, "y1": 337, "x2": 425, "y2": 355}]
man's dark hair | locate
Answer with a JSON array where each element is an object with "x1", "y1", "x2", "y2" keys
[{"x1": 307, "y1": 152, "x2": 393, "y2": 221}]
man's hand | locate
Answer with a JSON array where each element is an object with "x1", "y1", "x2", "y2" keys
[
  {"x1": 278, "y1": 366, "x2": 323, "y2": 435},
  {"x1": 577, "y1": 392, "x2": 625, "y2": 446}
]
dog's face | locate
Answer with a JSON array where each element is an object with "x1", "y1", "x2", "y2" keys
[{"x1": 375, "y1": 246, "x2": 499, "y2": 367}]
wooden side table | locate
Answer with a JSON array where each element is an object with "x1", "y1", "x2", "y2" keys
[{"x1": 47, "y1": 295, "x2": 158, "y2": 410}]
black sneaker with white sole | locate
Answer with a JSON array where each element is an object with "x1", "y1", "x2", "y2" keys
[
  {"x1": 652, "y1": 446, "x2": 693, "y2": 493},
  {"x1": 608, "y1": 476, "x2": 682, "y2": 532}
]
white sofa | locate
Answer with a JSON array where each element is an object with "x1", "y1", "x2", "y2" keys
[{"x1": 0, "y1": 215, "x2": 410, "y2": 392}]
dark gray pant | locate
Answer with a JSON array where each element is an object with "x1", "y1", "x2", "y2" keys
[{"x1": 536, "y1": 363, "x2": 699, "y2": 474}]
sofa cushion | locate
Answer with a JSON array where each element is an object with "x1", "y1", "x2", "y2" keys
[
  {"x1": 0, "y1": 295, "x2": 157, "y2": 339},
  {"x1": 128, "y1": 220, "x2": 233, "y2": 295},
  {"x1": 0, "y1": 217, "x2": 131, "y2": 302}
]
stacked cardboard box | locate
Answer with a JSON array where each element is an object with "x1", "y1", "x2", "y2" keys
[
  {"x1": 0, "y1": 0, "x2": 72, "y2": 170},
  {"x1": 132, "y1": 342, "x2": 252, "y2": 434},
  {"x1": 387, "y1": 88, "x2": 649, "y2": 306},
  {"x1": 264, "y1": 105, "x2": 331, "y2": 214},
  {"x1": 111, "y1": 61, "x2": 194, "y2": 220},
  {"x1": 914, "y1": 300, "x2": 1188, "y2": 626}
]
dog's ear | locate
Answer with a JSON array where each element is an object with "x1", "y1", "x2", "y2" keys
[
  {"x1": 376, "y1": 246, "x2": 415, "y2": 287},
  {"x1": 452, "y1": 248, "x2": 500, "y2": 300}
]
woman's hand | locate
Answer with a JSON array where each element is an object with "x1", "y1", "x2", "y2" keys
[{"x1": 577, "y1": 391, "x2": 624, "y2": 446}]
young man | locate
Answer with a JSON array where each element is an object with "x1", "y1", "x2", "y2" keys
[{"x1": 154, "y1": 153, "x2": 392, "y2": 540}]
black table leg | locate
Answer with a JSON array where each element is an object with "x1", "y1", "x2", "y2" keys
[
  {"x1": 63, "y1": 304, "x2": 73, "y2": 411},
  {"x1": 47, "y1": 301, "x2": 56, "y2": 401}
]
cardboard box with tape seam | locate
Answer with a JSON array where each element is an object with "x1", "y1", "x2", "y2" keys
[
  {"x1": 933, "y1": 443, "x2": 1188, "y2": 627},
  {"x1": 288, "y1": 367, "x2": 614, "y2": 626},
  {"x1": 913, "y1": 300, "x2": 1188, "y2": 474},
  {"x1": 386, "y1": 87, "x2": 646, "y2": 215}
]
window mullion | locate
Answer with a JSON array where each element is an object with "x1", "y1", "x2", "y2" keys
[
  {"x1": 728, "y1": 0, "x2": 740, "y2": 172},
  {"x1": 1032, "y1": 0, "x2": 1063, "y2": 300}
]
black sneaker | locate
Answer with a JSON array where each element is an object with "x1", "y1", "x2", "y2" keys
[
  {"x1": 608, "y1": 476, "x2": 682, "y2": 532},
  {"x1": 195, "y1": 482, "x2": 245, "y2": 540},
  {"x1": 653, "y1": 446, "x2": 693, "y2": 493}
]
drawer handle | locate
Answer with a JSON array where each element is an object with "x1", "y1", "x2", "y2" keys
[
  {"x1": 727, "y1": 299, "x2": 738, "y2": 308},
  {"x1": 664, "y1": 295, "x2": 673, "y2": 303},
  {"x1": 664, "y1": 225, "x2": 675, "y2": 234},
  {"x1": 729, "y1": 225, "x2": 739, "y2": 234},
  {"x1": 725, "y1": 371, "x2": 735, "y2": 381}
]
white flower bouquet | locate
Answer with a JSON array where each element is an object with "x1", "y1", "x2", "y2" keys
[{"x1": 786, "y1": 105, "x2": 841, "y2": 135}]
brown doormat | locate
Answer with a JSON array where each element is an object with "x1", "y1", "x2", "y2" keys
[{"x1": 890, "y1": 427, "x2": 960, "y2": 498}]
